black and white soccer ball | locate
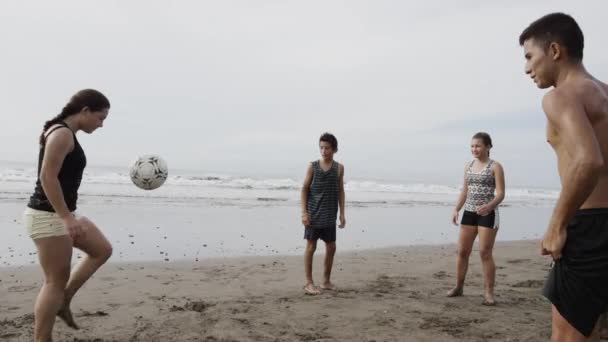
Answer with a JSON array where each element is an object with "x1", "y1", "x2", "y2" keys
[{"x1": 129, "y1": 155, "x2": 168, "y2": 190}]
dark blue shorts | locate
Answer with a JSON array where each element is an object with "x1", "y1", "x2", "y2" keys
[{"x1": 304, "y1": 226, "x2": 336, "y2": 243}]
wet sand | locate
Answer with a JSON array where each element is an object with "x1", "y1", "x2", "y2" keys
[{"x1": 0, "y1": 240, "x2": 554, "y2": 341}]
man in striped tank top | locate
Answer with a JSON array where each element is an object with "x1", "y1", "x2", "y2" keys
[
  {"x1": 521, "y1": 13, "x2": 608, "y2": 341},
  {"x1": 301, "y1": 133, "x2": 346, "y2": 295}
]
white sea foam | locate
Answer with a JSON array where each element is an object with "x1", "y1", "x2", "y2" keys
[{"x1": 0, "y1": 165, "x2": 558, "y2": 207}]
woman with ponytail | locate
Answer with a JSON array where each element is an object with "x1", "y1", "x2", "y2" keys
[
  {"x1": 23, "y1": 89, "x2": 112, "y2": 341},
  {"x1": 448, "y1": 132, "x2": 505, "y2": 306}
]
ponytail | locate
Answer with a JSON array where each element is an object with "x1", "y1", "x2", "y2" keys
[{"x1": 39, "y1": 89, "x2": 110, "y2": 146}]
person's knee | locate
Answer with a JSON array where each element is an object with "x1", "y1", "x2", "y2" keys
[
  {"x1": 99, "y1": 243, "x2": 113, "y2": 262},
  {"x1": 479, "y1": 247, "x2": 493, "y2": 261},
  {"x1": 326, "y1": 242, "x2": 336, "y2": 254},
  {"x1": 44, "y1": 266, "x2": 70, "y2": 288},
  {"x1": 87, "y1": 241, "x2": 113, "y2": 263},
  {"x1": 457, "y1": 247, "x2": 472, "y2": 259},
  {"x1": 306, "y1": 240, "x2": 317, "y2": 253}
]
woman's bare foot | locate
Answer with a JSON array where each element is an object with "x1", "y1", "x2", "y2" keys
[
  {"x1": 303, "y1": 283, "x2": 322, "y2": 295},
  {"x1": 320, "y1": 282, "x2": 337, "y2": 291},
  {"x1": 57, "y1": 305, "x2": 79, "y2": 329},
  {"x1": 446, "y1": 286, "x2": 463, "y2": 297},
  {"x1": 482, "y1": 293, "x2": 496, "y2": 306}
]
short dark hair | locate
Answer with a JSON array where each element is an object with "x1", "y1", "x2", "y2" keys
[
  {"x1": 519, "y1": 12, "x2": 584, "y2": 61},
  {"x1": 319, "y1": 132, "x2": 338, "y2": 152}
]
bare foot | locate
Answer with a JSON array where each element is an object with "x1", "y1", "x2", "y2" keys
[
  {"x1": 446, "y1": 287, "x2": 463, "y2": 297},
  {"x1": 320, "y1": 282, "x2": 337, "y2": 291},
  {"x1": 482, "y1": 293, "x2": 496, "y2": 306},
  {"x1": 303, "y1": 283, "x2": 322, "y2": 295},
  {"x1": 57, "y1": 306, "x2": 79, "y2": 330}
]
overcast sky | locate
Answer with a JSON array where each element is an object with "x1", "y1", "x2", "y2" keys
[{"x1": 1, "y1": 1, "x2": 606, "y2": 187}]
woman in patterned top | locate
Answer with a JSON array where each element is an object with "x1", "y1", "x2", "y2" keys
[{"x1": 448, "y1": 132, "x2": 505, "y2": 305}]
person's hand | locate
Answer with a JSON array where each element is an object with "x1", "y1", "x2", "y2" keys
[
  {"x1": 302, "y1": 213, "x2": 311, "y2": 227},
  {"x1": 451, "y1": 210, "x2": 459, "y2": 226},
  {"x1": 540, "y1": 225, "x2": 567, "y2": 260},
  {"x1": 339, "y1": 214, "x2": 346, "y2": 228},
  {"x1": 476, "y1": 204, "x2": 494, "y2": 216},
  {"x1": 62, "y1": 215, "x2": 85, "y2": 240}
]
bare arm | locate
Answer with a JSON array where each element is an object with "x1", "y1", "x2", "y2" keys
[
  {"x1": 338, "y1": 164, "x2": 346, "y2": 227},
  {"x1": 300, "y1": 163, "x2": 313, "y2": 226},
  {"x1": 454, "y1": 163, "x2": 469, "y2": 212},
  {"x1": 544, "y1": 90, "x2": 604, "y2": 230},
  {"x1": 452, "y1": 163, "x2": 469, "y2": 225},
  {"x1": 39, "y1": 128, "x2": 74, "y2": 219}
]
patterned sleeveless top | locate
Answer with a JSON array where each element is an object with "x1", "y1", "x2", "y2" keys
[
  {"x1": 464, "y1": 160, "x2": 496, "y2": 212},
  {"x1": 306, "y1": 160, "x2": 339, "y2": 229}
]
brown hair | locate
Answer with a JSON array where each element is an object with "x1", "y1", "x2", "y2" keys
[
  {"x1": 472, "y1": 132, "x2": 492, "y2": 157},
  {"x1": 40, "y1": 89, "x2": 110, "y2": 145}
]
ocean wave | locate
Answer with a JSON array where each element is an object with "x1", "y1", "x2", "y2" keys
[{"x1": 0, "y1": 166, "x2": 558, "y2": 207}]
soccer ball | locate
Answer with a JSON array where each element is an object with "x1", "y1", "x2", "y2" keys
[{"x1": 129, "y1": 155, "x2": 168, "y2": 190}]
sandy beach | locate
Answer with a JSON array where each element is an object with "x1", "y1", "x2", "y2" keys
[
  {"x1": 0, "y1": 163, "x2": 560, "y2": 341},
  {"x1": 1, "y1": 240, "x2": 554, "y2": 341}
]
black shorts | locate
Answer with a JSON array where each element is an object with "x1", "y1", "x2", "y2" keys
[
  {"x1": 543, "y1": 208, "x2": 608, "y2": 337},
  {"x1": 461, "y1": 210, "x2": 498, "y2": 229},
  {"x1": 304, "y1": 226, "x2": 336, "y2": 243}
]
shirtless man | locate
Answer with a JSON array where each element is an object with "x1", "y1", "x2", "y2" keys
[{"x1": 520, "y1": 12, "x2": 608, "y2": 341}]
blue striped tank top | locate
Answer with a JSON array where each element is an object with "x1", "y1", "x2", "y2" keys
[{"x1": 307, "y1": 160, "x2": 339, "y2": 229}]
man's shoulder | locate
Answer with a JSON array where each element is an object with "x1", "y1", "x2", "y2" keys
[
  {"x1": 542, "y1": 82, "x2": 587, "y2": 118},
  {"x1": 545, "y1": 78, "x2": 607, "y2": 116}
]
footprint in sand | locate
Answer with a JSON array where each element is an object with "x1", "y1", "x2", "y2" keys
[
  {"x1": 511, "y1": 279, "x2": 545, "y2": 288},
  {"x1": 77, "y1": 310, "x2": 109, "y2": 317},
  {"x1": 407, "y1": 290, "x2": 424, "y2": 299},
  {"x1": 277, "y1": 297, "x2": 293, "y2": 303},
  {"x1": 185, "y1": 300, "x2": 215, "y2": 312},
  {"x1": 506, "y1": 258, "x2": 531, "y2": 264},
  {"x1": 1, "y1": 333, "x2": 21, "y2": 339},
  {"x1": 419, "y1": 316, "x2": 489, "y2": 337},
  {"x1": 443, "y1": 302, "x2": 460, "y2": 310},
  {"x1": 0, "y1": 313, "x2": 34, "y2": 329},
  {"x1": 99, "y1": 276, "x2": 116, "y2": 282},
  {"x1": 7, "y1": 285, "x2": 36, "y2": 293},
  {"x1": 433, "y1": 271, "x2": 449, "y2": 279}
]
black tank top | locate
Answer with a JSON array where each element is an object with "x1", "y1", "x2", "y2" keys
[
  {"x1": 27, "y1": 122, "x2": 87, "y2": 212},
  {"x1": 306, "y1": 160, "x2": 339, "y2": 228}
]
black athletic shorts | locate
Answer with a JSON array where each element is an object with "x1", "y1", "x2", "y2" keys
[
  {"x1": 461, "y1": 210, "x2": 498, "y2": 229},
  {"x1": 543, "y1": 208, "x2": 608, "y2": 337},
  {"x1": 304, "y1": 226, "x2": 336, "y2": 243}
]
